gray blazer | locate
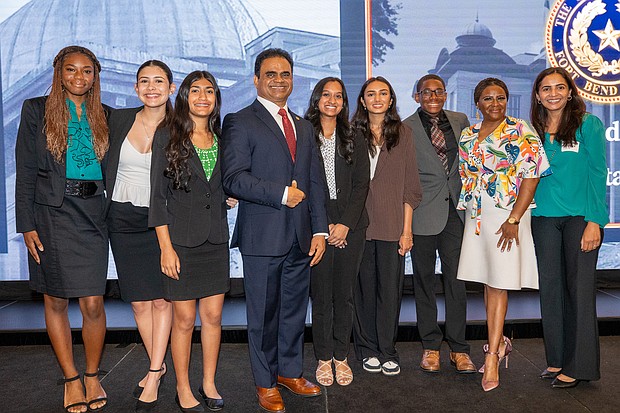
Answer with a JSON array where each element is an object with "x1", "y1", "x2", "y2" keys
[{"x1": 404, "y1": 108, "x2": 469, "y2": 236}]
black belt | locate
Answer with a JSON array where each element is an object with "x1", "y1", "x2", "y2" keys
[{"x1": 65, "y1": 180, "x2": 99, "y2": 198}]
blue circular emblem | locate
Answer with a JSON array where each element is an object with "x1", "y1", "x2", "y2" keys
[{"x1": 546, "y1": 0, "x2": 620, "y2": 103}]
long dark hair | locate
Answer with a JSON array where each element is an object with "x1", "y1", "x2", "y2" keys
[
  {"x1": 136, "y1": 59, "x2": 174, "y2": 128},
  {"x1": 351, "y1": 76, "x2": 401, "y2": 156},
  {"x1": 45, "y1": 45, "x2": 108, "y2": 163},
  {"x1": 304, "y1": 77, "x2": 354, "y2": 164},
  {"x1": 530, "y1": 67, "x2": 586, "y2": 146},
  {"x1": 165, "y1": 71, "x2": 222, "y2": 191}
]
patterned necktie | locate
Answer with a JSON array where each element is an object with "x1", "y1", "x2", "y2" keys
[
  {"x1": 278, "y1": 108, "x2": 296, "y2": 162},
  {"x1": 430, "y1": 117, "x2": 449, "y2": 174}
]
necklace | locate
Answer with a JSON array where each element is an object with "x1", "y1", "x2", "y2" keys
[{"x1": 140, "y1": 111, "x2": 164, "y2": 140}]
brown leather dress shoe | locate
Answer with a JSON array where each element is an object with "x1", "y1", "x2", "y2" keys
[
  {"x1": 449, "y1": 352, "x2": 477, "y2": 374},
  {"x1": 256, "y1": 387, "x2": 285, "y2": 413},
  {"x1": 420, "y1": 349, "x2": 440, "y2": 372},
  {"x1": 277, "y1": 376, "x2": 321, "y2": 397}
]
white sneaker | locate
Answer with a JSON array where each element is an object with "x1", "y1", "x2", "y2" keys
[
  {"x1": 362, "y1": 357, "x2": 381, "y2": 373},
  {"x1": 381, "y1": 361, "x2": 401, "y2": 376}
]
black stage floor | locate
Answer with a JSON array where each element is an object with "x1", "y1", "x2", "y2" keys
[{"x1": 1, "y1": 290, "x2": 620, "y2": 412}]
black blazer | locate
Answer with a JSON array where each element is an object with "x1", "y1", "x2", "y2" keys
[
  {"x1": 318, "y1": 131, "x2": 370, "y2": 232},
  {"x1": 104, "y1": 106, "x2": 142, "y2": 213},
  {"x1": 15, "y1": 96, "x2": 107, "y2": 233},
  {"x1": 148, "y1": 128, "x2": 229, "y2": 247}
]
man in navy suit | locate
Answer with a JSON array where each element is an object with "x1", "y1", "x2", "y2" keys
[{"x1": 221, "y1": 48, "x2": 328, "y2": 413}]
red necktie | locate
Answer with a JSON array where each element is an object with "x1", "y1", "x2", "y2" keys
[
  {"x1": 278, "y1": 108, "x2": 296, "y2": 162},
  {"x1": 430, "y1": 117, "x2": 449, "y2": 173}
]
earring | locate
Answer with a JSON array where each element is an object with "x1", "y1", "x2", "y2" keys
[
  {"x1": 567, "y1": 95, "x2": 572, "y2": 101},
  {"x1": 537, "y1": 99, "x2": 542, "y2": 104},
  {"x1": 475, "y1": 109, "x2": 480, "y2": 120}
]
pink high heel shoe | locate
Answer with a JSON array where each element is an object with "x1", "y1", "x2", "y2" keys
[
  {"x1": 478, "y1": 336, "x2": 512, "y2": 373},
  {"x1": 481, "y1": 350, "x2": 500, "y2": 392}
]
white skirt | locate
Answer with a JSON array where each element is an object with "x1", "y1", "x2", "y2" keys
[{"x1": 457, "y1": 191, "x2": 539, "y2": 290}]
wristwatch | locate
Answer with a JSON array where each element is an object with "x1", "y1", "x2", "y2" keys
[{"x1": 507, "y1": 216, "x2": 520, "y2": 225}]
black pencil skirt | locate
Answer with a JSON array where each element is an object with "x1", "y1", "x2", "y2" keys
[{"x1": 29, "y1": 194, "x2": 108, "y2": 298}]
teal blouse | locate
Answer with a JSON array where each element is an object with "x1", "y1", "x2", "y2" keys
[
  {"x1": 532, "y1": 113, "x2": 609, "y2": 227},
  {"x1": 65, "y1": 99, "x2": 102, "y2": 180},
  {"x1": 194, "y1": 136, "x2": 218, "y2": 181}
]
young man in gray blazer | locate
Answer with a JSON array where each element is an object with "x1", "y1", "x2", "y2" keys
[{"x1": 404, "y1": 74, "x2": 476, "y2": 374}]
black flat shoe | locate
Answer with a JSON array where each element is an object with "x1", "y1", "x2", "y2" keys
[
  {"x1": 175, "y1": 394, "x2": 205, "y2": 413},
  {"x1": 551, "y1": 377, "x2": 581, "y2": 388},
  {"x1": 198, "y1": 386, "x2": 224, "y2": 411},
  {"x1": 540, "y1": 369, "x2": 561, "y2": 380}
]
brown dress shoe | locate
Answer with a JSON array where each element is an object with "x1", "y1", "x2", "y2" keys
[
  {"x1": 450, "y1": 352, "x2": 477, "y2": 374},
  {"x1": 256, "y1": 387, "x2": 285, "y2": 413},
  {"x1": 277, "y1": 376, "x2": 322, "y2": 397},
  {"x1": 420, "y1": 349, "x2": 440, "y2": 372}
]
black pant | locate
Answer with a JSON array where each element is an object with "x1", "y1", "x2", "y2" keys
[
  {"x1": 353, "y1": 240, "x2": 404, "y2": 363},
  {"x1": 531, "y1": 216, "x2": 601, "y2": 381},
  {"x1": 412, "y1": 204, "x2": 469, "y2": 353},
  {"x1": 311, "y1": 227, "x2": 366, "y2": 361}
]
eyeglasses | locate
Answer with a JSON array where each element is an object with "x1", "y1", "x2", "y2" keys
[{"x1": 418, "y1": 88, "x2": 446, "y2": 98}]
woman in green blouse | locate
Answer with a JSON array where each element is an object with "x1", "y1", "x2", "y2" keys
[
  {"x1": 15, "y1": 46, "x2": 109, "y2": 413},
  {"x1": 149, "y1": 71, "x2": 236, "y2": 412},
  {"x1": 530, "y1": 67, "x2": 608, "y2": 389}
]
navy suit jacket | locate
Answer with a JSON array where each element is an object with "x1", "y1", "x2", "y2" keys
[{"x1": 221, "y1": 99, "x2": 328, "y2": 256}]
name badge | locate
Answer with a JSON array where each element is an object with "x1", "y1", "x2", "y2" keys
[{"x1": 561, "y1": 142, "x2": 579, "y2": 153}]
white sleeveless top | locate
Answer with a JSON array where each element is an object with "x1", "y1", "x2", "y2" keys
[{"x1": 111, "y1": 138, "x2": 152, "y2": 207}]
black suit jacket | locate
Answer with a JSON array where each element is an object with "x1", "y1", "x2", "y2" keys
[
  {"x1": 148, "y1": 128, "x2": 229, "y2": 247},
  {"x1": 104, "y1": 106, "x2": 143, "y2": 215},
  {"x1": 318, "y1": 131, "x2": 370, "y2": 232},
  {"x1": 15, "y1": 96, "x2": 107, "y2": 233}
]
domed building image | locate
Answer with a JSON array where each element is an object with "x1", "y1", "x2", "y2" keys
[
  {"x1": 0, "y1": 0, "x2": 340, "y2": 278},
  {"x1": 427, "y1": 16, "x2": 545, "y2": 123}
]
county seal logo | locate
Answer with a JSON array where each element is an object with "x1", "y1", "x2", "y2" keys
[{"x1": 546, "y1": 0, "x2": 620, "y2": 103}]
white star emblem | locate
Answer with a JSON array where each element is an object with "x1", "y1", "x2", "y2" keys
[{"x1": 593, "y1": 19, "x2": 620, "y2": 52}]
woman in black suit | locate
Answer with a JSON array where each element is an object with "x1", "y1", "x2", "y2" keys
[
  {"x1": 149, "y1": 71, "x2": 235, "y2": 412},
  {"x1": 304, "y1": 77, "x2": 370, "y2": 387},
  {"x1": 15, "y1": 45, "x2": 109, "y2": 413},
  {"x1": 106, "y1": 60, "x2": 175, "y2": 411}
]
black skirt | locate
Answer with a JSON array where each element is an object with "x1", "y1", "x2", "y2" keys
[
  {"x1": 164, "y1": 240, "x2": 230, "y2": 301},
  {"x1": 108, "y1": 201, "x2": 164, "y2": 302},
  {"x1": 29, "y1": 194, "x2": 108, "y2": 298}
]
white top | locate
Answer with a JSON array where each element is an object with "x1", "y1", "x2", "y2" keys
[
  {"x1": 111, "y1": 138, "x2": 152, "y2": 207},
  {"x1": 319, "y1": 131, "x2": 337, "y2": 200},
  {"x1": 369, "y1": 145, "x2": 381, "y2": 180}
]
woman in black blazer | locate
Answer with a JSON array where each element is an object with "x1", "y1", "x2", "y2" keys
[
  {"x1": 15, "y1": 46, "x2": 109, "y2": 413},
  {"x1": 106, "y1": 60, "x2": 176, "y2": 411},
  {"x1": 149, "y1": 71, "x2": 235, "y2": 412},
  {"x1": 304, "y1": 77, "x2": 370, "y2": 387}
]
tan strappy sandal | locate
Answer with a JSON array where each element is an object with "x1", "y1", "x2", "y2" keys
[
  {"x1": 333, "y1": 358, "x2": 353, "y2": 386},
  {"x1": 315, "y1": 359, "x2": 334, "y2": 386}
]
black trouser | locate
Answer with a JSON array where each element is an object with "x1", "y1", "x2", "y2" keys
[
  {"x1": 412, "y1": 204, "x2": 469, "y2": 353},
  {"x1": 353, "y1": 240, "x2": 404, "y2": 364},
  {"x1": 311, "y1": 227, "x2": 366, "y2": 361},
  {"x1": 531, "y1": 216, "x2": 601, "y2": 381}
]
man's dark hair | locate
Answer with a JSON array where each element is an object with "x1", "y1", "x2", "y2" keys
[
  {"x1": 413, "y1": 74, "x2": 446, "y2": 97},
  {"x1": 254, "y1": 48, "x2": 294, "y2": 77}
]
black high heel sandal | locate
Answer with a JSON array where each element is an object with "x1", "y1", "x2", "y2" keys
[
  {"x1": 135, "y1": 367, "x2": 166, "y2": 412},
  {"x1": 83, "y1": 370, "x2": 108, "y2": 412},
  {"x1": 133, "y1": 362, "x2": 166, "y2": 400},
  {"x1": 58, "y1": 375, "x2": 87, "y2": 413}
]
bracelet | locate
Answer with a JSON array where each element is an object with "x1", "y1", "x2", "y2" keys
[{"x1": 400, "y1": 234, "x2": 413, "y2": 240}]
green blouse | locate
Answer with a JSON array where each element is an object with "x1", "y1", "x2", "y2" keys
[
  {"x1": 65, "y1": 99, "x2": 102, "y2": 180},
  {"x1": 194, "y1": 136, "x2": 218, "y2": 181},
  {"x1": 532, "y1": 113, "x2": 609, "y2": 227}
]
